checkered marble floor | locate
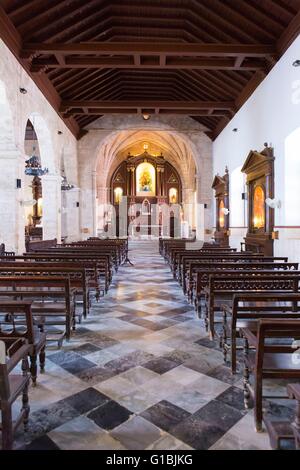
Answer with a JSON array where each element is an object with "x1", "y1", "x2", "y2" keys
[{"x1": 11, "y1": 241, "x2": 295, "y2": 450}]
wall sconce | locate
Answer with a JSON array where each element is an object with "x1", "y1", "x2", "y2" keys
[
  {"x1": 272, "y1": 230, "x2": 279, "y2": 240},
  {"x1": 241, "y1": 192, "x2": 247, "y2": 200},
  {"x1": 20, "y1": 199, "x2": 37, "y2": 206},
  {"x1": 19, "y1": 87, "x2": 27, "y2": 94},
  {"x1": 221, "y1": 207, "x2": 230, "y2": 215},
  {"x1": 76, "y1": 202, "x2": 80, "y2": 207},
  {"x1": 265, "y1": 198, "x2": 281, "y2": 209},
  {"x1": 16, "y1": 179, "x2": 22, "y2": 188},
  {"x1": 204, "y1": 203, "x2": 208, "y2": 209},
  {"x1": 142, "y1": 113, "x2": 151, "y2": 121}
]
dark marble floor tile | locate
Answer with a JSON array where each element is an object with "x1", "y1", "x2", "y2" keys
[
  {"x1": 171, "y1": 315, "x2": 192, "y2": 323},
  {"x1": 48, "y1": 350, "x2": 81, "y2": 366},
  {"x1": 216, "y1": 386, "x2": 246, "y2": 412},
  {"x1": 143, "y1": 357, "x2": 178, "y2": 374},
  {"x1": 18, "y1": 401, "x2": 80, "y2": 441},
  {"x1": 76, "y1": 366, "x2": 116, "y2": 384},
  {"x1": 71, "y1": 343, "x2": 102, "y2": 356},
  {"x1": 193, "y1": 399, "x2": 244, "y2": 433},
  {"x1": 162, "y1": 349, "x2": 192, "y2": 365},
  {"x1": 24, "y1": 435, "x2": 60, "y2": 450},
  {"x1": 119, "y1": 314, "x2": 138, "y2": 323},
  {"x1": 141, "y1": 400, "x2": 190, "y2": 432},
  {"x1": 206, "y1": 365, "x2": 242, "y2": 385},
  {"x1": 195, "y1": 337, "x2": 217, "y2": 349},
  {"x1": 171, "y1": 415, "x2": 225, "y2": 450},
  {"x1": 60, "y1": 356, "x2": 96, "y2": 375},
  {"x1": 106, "y1": 351, "x2": 155, "y2": 374},
  {"x1": 92, "y1": 334, "x2": 120, "y2": 349},
  {"x1": 87, "y1": 401, "x2": 133, "y2": 430},
  {"x1": 132, "y1": 318, "x2": 167, "y2": 331},
  {"x1": 62, "y1": 387, "x2": 110, "y2": 414}
]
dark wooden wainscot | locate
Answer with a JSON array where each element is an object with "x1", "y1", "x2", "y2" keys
[{"x1": 241, "y1": 144, "x2": 275, "y2": 256}]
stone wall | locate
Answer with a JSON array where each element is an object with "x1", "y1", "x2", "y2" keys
[{"x1": 0, "y1": 40, "x2": 79, "y2": 252}]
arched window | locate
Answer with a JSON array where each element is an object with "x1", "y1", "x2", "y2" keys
[{"x1": 114, "y1": 187, "x2": 123, "y2": 204}]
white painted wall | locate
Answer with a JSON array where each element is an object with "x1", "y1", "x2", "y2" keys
[{"x1": 213, "y1": 34, "x2": 300, "y2": 260}]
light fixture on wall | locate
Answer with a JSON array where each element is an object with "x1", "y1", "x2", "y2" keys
[
  {"x1": 142, "y1": 113, "x2": 151, "y2": 121},
  {"x1": 221, "y1": 207, "x2": 230, "y2": 215},
  {"x1": 19, "y1": 87, "x2": 27, "y2": 94},
  {"x1": 61, "y1": 174, "x2": 74, "y2": 191},
  {"x1": 293, "y1": 60, "x2": 300, "y2": 67},
  {"x1": 57, "y1": 130, "x2": 63, "y2": 135},
  {"x1": 232, "y1": 128, "x2": 238, "y2": 132},
  {"x1": 265, "y1": 197, "x2": 281, "y2": 209}
]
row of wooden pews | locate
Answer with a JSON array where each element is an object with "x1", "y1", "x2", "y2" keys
[
  {"x1": 0, "y1": 237, "x2": 127, "y2": 449},
  {"x1": 161, "y1": 237, "x2": 300, "y2": 449}
]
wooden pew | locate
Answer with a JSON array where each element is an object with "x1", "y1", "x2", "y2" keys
[
  {"x1": 241, "y1": 319, "x2": 300, "y2": 432},
  {"x1": 0, "y1": 300, "x2": 46, "y2": 385},
  {"x1": 191, "y1": 261, "x2": 297, "y2": 307},
  {"x1": 221, "y1": 292, "x2": 300, "y2": 373},
  {"x1": 203, "y1": 271, "x2": 300, "y2": 339},
  {"x1": 0, "y1": 266, "x2": 90, "y2": 321},
  {"x1": 18, "y1": 253, "x2": 112, "y2": 293},
  {"x1": 182, "y1": 255, "x2": 288, "y2": 295},
  {"x1": 0, "y1": 276, "x2": 75, "y2": 345},
  {"x1": 0, "y1": 338, "x2": 30, "y2": 450},
  {"x1": 26, "y1": 238, "x2": 57, "y2": 252}
]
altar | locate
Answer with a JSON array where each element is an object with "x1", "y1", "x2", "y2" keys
[{"x1": 110, "y1": 146, "x2": 183, "y2": 237}]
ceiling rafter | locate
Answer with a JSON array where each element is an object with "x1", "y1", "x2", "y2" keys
[{"x1": 1, "y1": 0, "x2": 299, "y2": 138}]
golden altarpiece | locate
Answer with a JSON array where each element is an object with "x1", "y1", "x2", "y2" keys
[
  {"x1": 110, "y1": 149, "x2": 182, "y2": 237},
  {"x1": 242, "y1": 144, "x2": 275, "y2": 256}
]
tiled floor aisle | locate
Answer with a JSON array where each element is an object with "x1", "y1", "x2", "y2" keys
[{"x1": 14, "y1": 241, "x2": 278, "y2": 450}]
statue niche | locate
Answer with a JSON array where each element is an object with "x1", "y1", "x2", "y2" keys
[
  {"x1": 212, "y1": 167, "x2": 230, "y2": 246},
  {"x1": 242, "y1": 144, "x2": 275, "y2": 256}
]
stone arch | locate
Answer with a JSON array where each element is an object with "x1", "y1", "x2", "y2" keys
[
  {"x1": 78, "y1": 115, "x2": 212, "y2": 239},
  {"x1": 23, "y1": 112, "x2": 61, "y2": 241}
]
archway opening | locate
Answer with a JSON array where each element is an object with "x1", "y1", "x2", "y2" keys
[{"x1": 94, "y1": 129, "x2": 198, "y2": 239}]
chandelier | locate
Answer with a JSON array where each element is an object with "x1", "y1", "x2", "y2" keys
[
  {"x1": 25, "y1": 147, "x2": 48, "y2": 176},
  {"x1": 61, "y1": 174, "x2": 74, "y2": 191}
]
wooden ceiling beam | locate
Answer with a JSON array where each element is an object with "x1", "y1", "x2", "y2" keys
[
  {"x1": 29, "y1": 56, "x2": 267, "y2": 71},
  {"x1": 22, "y1": 42, "x2": 276, "y2": 57},
  {"x1": 0, "y1": 5, "x2": 79, "y2": 138},
  {"x1": 60, "y1": 100, "x2": 235, "y2": 113},
  {"x1": 277, "y1": 8, "x2": 300, "y2": 54},
  {"x1": 68, "y1": 108, "x2": 231, "y2": 116}
]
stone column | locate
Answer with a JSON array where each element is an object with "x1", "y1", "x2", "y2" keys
[
  {"x1": 61, "y1": 187, "x2": 81, "y2": 242},
  {"x1": 0, "y1": 145, "x2": 25, "y2": 253},
  {"x1": 42, "y1": 173, "x2": 61, "y2": 241}
]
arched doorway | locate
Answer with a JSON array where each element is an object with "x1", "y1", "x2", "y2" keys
[{"x1": 23, "y1": 119, "x2": 47, "y2": 246}]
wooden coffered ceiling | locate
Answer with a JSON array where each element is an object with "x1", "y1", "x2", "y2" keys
[{"x1": 1, "y1": 0, "x2": 300, "y2": 139}]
